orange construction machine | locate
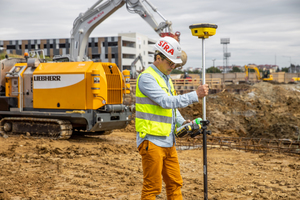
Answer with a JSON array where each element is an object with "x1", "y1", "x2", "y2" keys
[{"x1": 0, "y1": 57, "x2": 132, "y2": 139}]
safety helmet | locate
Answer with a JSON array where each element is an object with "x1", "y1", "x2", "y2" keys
[{"x1": 154, "y1": 36, "x2": 182, "y2": 64}]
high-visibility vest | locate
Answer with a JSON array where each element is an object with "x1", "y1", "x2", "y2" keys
[{"x1": 135, "y1": 67, "x2": 176, "y2": 138}]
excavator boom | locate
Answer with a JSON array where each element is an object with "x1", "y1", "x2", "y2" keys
[{"x1": 70, "y1": 0, "x2": 175, "y2": 62}]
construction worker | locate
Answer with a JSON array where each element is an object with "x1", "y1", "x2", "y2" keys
[
  {"x1": 135, "y1": 36, "x2": 209, "y2": 200},
  {"x1": 24, "y1": 52, "x2": 29, "y2": 62}
]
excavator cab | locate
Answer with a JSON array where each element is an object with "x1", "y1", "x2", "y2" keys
[
  {"x1": 262, "y1": 69, "x2": 270, "y2": 79},
  {"x1": 262, "y1": 69, "x2": 273, "y2": 81}
]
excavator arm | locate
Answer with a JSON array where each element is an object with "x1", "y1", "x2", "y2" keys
[
  {"x1": 70, "y1": 0, "x2": 176, "y2": 62},
  {"x1": 131, "y1": 54, "x2": 144, "y2": 78},
  {"x1": 244, "y1": 65, "x2": 262, "y2": 81}
]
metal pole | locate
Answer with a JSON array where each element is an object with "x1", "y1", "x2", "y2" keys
[
  {"x1": 202, "y1": 38, "x2": 208, "y2": 200},
  {"x1": 202, "y1": 39, "x2": 206, "y2": 120},
  {"x1": 203, "y1": 128, "x2": 208, "y2": 200}
]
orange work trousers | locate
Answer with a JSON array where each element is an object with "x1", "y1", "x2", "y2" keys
[{"x1": 138, "y1": 140, "x2": 183, "y2": 200}]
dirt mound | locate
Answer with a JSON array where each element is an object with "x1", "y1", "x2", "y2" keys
[
  {"x1": 123, "y1": 82, "x2": 300, "y2": 140},
  {"x1": 178, "y1": 82, "x2": 300, "y2": 140}
]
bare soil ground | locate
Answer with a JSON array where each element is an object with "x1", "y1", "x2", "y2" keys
[
  {"x1": 1, "y1": 82, "x2": 300, "y2": 200},
  {"x1": 0, "y1": 133, "x2": 299, "y2": 200}
]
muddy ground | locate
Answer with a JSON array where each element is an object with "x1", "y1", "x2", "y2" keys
[{"x1": 1, "y1": 82, "x2": 300, "y2": 200}]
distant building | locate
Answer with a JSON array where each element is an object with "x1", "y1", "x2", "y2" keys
[
  {"x1": 194, "y1": 67, "x2": 202, "y2": 72},
  {"x1": 257, "y1": 64, "x2": 279, "y2": 73},
  {"x1": 0, "y1": 32, "x2": 156, "y2": 72},
  {"x1": 217, "y1": 66, "x2": 233, "y2": 72},
  {"x1": 217, "y1": 65, "x2": 278, "y2": 72},
  {"x1": 186, "y1": 67, "x2": 194, "y2": 72},
  {"x1": 232, "y1": 65, "x2": 243, "y2": 71},
  {"x1": 0, "y1": 47, "x2": 5, "y2": 53},
  {"x1": 216, "y1": 66, "x2": 223, "y2": 71}
]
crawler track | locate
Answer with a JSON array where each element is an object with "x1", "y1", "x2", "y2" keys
[{"x1": 0, "y1": 117, "x2": 72, "y2": 139}]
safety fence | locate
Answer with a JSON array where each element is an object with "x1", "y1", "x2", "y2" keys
[
  {"x1": 129, "y1": 78, "x2": 223, "y2": 95},
  {"x1": 176, "y1": 136, "x2": 300, "y2": 155}
]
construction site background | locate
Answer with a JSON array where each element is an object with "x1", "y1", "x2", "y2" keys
[
  {"x1": 129, "y1": 72, "x2": 300, "y2": 95},
  {"x1": 125, "y1": 81, "x2": 300, "y2": 153},
  {"x1": 170, "y1": 72, "x2": 300, "y2": 84},
  {"x1": 2, "y1": 74, "x2": 300, "y2": 200}
]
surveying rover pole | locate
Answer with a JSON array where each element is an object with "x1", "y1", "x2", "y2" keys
[{"x1": 189, "y1": 23, "x2": 218, "y2": 200}]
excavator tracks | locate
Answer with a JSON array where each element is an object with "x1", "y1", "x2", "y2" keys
[{"x1": 0, "y1": 117, "x2": 73, "y2": 139}]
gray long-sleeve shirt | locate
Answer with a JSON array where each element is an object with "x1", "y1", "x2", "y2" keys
[{"x1": 136, "y1": 65, "x2": 199, "y2": 148}]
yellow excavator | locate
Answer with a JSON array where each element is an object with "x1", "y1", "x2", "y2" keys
[
  {"x1": 291, "y1": 77, "x2": 300, "y2": 82},
  {"x1": 244, "y1": 65, "x2": 273, "y2": 82}
]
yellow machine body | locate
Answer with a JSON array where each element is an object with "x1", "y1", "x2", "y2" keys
[
  {"x1": 122, "y1": 69, "x2": 131, "y2": 94},
  {"x1": 33, "y1": 61, "x2": 123, "y2": 110},
  {"x1": 189, "y1": 23, "x2": 218, "y2": 38},
  {"x1": 262, "y1": 75, "x2": 273, "y2": 81},
  {"x1": 1, "y1": 59, "x2": 132, "y2": 137}
]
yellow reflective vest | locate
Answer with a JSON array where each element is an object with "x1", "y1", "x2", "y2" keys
[{"x1": 135, "y1": 67, "x2": 176, "y2": 138}]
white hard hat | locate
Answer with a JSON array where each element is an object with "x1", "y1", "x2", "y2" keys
[{"x1": 154, "y1": 36, "x2": 182, "y2": 64}]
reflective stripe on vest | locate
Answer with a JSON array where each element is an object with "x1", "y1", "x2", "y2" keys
[{"x1": 135, "y1": 67, "x2": 176, "y2": 137}]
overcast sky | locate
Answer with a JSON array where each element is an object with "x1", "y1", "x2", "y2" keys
[{"x1": 0, "y1": 0, "x2": 299, "y2": 69}]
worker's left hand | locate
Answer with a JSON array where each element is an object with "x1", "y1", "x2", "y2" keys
[{"x1": 196, "y1": 84, "x2": 209, "y2": 98}]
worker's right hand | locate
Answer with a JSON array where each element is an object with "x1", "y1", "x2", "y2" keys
[
  {"x1": 182, "y1": 120, "x2": 191, "y2": 125},
  {"x1": 196, "y1": 84, "x2": 209, "y2": 98}
]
